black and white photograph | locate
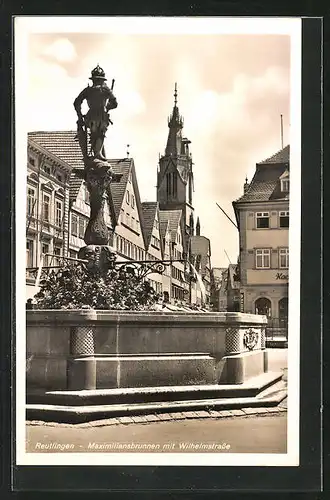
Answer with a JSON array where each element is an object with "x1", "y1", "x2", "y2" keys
[{"x1": 15, "y1": 16, "x2": 301, "y2": 468}]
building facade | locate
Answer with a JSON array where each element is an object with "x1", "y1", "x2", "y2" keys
[{"x1": 232, "y1": 145, "x2": 289, "y2": 326}]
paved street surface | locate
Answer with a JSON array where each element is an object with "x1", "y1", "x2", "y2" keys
[
  {"x1": 266, "y1": 348, "x2": 287, "y2": 379},
  {"x1": 26, "y1": 349, "x2": 288, "y2": 454},
  {"x1": 26, "y1": 412, "x2": 286, "y2": 454}
]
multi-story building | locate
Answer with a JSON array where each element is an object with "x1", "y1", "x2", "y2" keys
[
  {"x1": 26, "y1": 133, "x2": 72, "y2": 298},
  {"x1": 232, "y1": 145, "x2": 289, "y2": 326},
  {"x1": 141, "y1": 202, "x2": 163, "y2": 295}
]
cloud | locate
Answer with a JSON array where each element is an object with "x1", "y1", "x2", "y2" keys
[{"x1": 42, "y1": 38, "x2": 77, "y2": 63}]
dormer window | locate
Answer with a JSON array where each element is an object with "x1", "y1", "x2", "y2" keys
[
  {"x1": 28, "y1": 156, "x2": 36, "y2": 167},
  {"x1": 281, "y1": 178, "x2": 289, "y2": 192},
  {"x1": 43, "y1": 165, "x2": 52, "y2": 175}
]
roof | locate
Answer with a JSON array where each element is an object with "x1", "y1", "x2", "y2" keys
[
  {"x1": 159, "y1": 209, "x2": 182, "y2": 240},
  {"x1": 69, "y1": 172, "x2": 84, "y2": 203},
  {"x1": 141, "y1": 202, "x2": 158, "y2": 248},
  {"x1": 27, "y1": 130, "x2": 134, "y2": 214},
  {"x1": 28, "y1": 131, "x2": 84, "y2": 169},
  {"x1": 259, "y1": 144, "x2": 290, "y2": 165},
  {"x1": 159, "y1": 218, "x2": 169, "y2": 241},
  {"x1": 234, "y1": 144, "x2": 290, "y2": 204}
]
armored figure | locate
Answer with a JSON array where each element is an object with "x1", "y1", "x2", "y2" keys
[{"x1": 74, "y1": 65, "x2": 117, "y2": 160}]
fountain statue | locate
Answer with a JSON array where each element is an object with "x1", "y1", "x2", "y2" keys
[{"x1": 73, "y1": 65, "x2": 121, "y2": 261}]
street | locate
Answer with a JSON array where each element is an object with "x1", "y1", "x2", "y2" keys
[{"x1": 26, "y1": 412, "x2": 286, "y2": 454}]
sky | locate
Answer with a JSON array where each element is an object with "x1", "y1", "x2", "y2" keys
[{"x1": 24, "y1": 24, "x2": 291, "y2": 268}]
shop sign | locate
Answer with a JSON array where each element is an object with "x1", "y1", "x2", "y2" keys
[{"x1": 275, "y1": 272, "x2": 288, "y2": 281}]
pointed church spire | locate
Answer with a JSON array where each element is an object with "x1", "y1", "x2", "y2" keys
[
  {"x1": 196, "y1": 217, "x2": 200, "y2": 236},
  {"x1": 165, "y1": 83, "x2": 184, "y2": 157}
]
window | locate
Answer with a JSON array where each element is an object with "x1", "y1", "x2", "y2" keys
[
  {"x1": 256, "y1": 212, "x2": 270, "y2": 229},
  {"x1": 43, "y1": 165, "x2": 51, "y2": 175},
  {"x1": 26, "y1": 240, "x2": 34, "y2": 267},
  {"x1": 126, "y1": 190, "x2": 130, "y2": 204},
  {"x1": 131, "y1": 194, "x2": 135, "y2": 208},
  {"x1": 55, "y1": 200, "x2": 62, "y2": 227},
  {"x1": 255, "y1": 248, "x2": 271, "y2": 269},
  {"x1": 136, "y1": 219, "x2": 139, "y2": 232},
  {"x1": 71, "y1": 213, "x2": 78, "y2": 236},
  {"x1": 126, "y1": 213, "x2": 130, "y2": 226},
  {"x1": 28, "y1": 156, "x2": 36, "y2": 167},
  {"x1": 154, "y1": 219, "x2": 159, "y2": 230},
  {"x1": 279, "y1": 247, "x2": 289, "y2": 269},
  {"x1": 281, "y1": 178, "x2": 289, "y2": 192},
  {"x1": 79, "y1": 217, "x2": 85, "y2": 238},
  {"x1": 279, "y1": 211, "x2": 289, "y2": 228},
  {"x1": 27, "y1": 188, "x2": 36, "y2": 216},
  {"x1": 166, "y1": 172, "x2": 178, "y2": 197},
  {"x1": 56, "y1": 173, "x2": 63, "y2": 183},
  {"x1": 54, "y1": 246, "x2": 61, "y2": 266},
  {"x1": 151, "y1": 236, "x2": 160, "y2": 249},
  {"x1": 42, "y1": 194, "x2": 50, "y2": 222},
  {"x1": 42, "y1": 243, "x2": 49, "y2": 266},
  {"x1": 69, "y1": 250, "x2": 77, "y2": 259}
]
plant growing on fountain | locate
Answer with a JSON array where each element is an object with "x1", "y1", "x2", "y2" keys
[{"x1": 34, "y1": 262, "x2": 161, "y2": 310}]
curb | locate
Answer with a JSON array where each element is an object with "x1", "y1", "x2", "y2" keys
[{"x1": 26, "y1": 400, "x2": 287, "y2": 428}]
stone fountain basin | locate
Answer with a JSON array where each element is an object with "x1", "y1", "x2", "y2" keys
[{"x1": 26, "y1": 310, "x2": 268, "y2": 391}]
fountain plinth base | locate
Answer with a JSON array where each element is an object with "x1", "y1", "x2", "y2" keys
[{"x1": 26, "y1": 310, "x2": 270, "y2": 391}]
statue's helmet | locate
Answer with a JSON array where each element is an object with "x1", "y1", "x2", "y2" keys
[{"x1": 89, "y1": 64, "x2": 107, "y2": 81}]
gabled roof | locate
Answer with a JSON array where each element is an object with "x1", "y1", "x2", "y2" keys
[
  {"x1": 159, "y1": 218, "x2": 170, "y2": 241},
  {"x1": 141, "y1": 202, "x2": 158, "y2": 248},
  {"x1": 159, "y1": 209, "x2": 182, "y2": 240},
  {"x1": 234, "y1": 144, "x2": 290, "y2": 204}
]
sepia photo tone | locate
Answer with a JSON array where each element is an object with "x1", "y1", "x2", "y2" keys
[{"x1": 15, "y1": 17, "x2": 301, "y2": 468}]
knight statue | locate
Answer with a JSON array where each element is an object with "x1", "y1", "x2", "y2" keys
[{"x1": 74, "y1": 64, "x2": 117, "y2": 160}]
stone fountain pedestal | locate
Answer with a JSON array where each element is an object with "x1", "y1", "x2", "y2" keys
[{"x1": 27, "y1": 310, "x2": 270, "y2": 391}]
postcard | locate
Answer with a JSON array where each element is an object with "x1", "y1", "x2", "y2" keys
[{"x1": 15, "y1": 16, "x2": 301, "y2": 469}]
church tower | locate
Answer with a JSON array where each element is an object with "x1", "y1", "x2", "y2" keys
[{"x1": 157, "y1": 84, "x2": 194, "y2": 252}]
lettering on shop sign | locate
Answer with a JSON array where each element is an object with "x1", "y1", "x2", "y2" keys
[{"x1": 275, "y1": 272, "x2": 288, "y2": 280}]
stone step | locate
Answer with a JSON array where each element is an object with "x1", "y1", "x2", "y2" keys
[
  {"x1": 26, "y1": 372, "x2": 286, "y2": 423},
  {"x1": 26, "y1": 389, "x2": 287, "y2": 424},
  {"x1": 27, "y1": 372, "x2": 283, "y2": 407}
]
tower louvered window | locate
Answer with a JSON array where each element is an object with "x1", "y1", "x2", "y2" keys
[{"x1": 166, "y1": 172, "x2": 177, "y2": 198}]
